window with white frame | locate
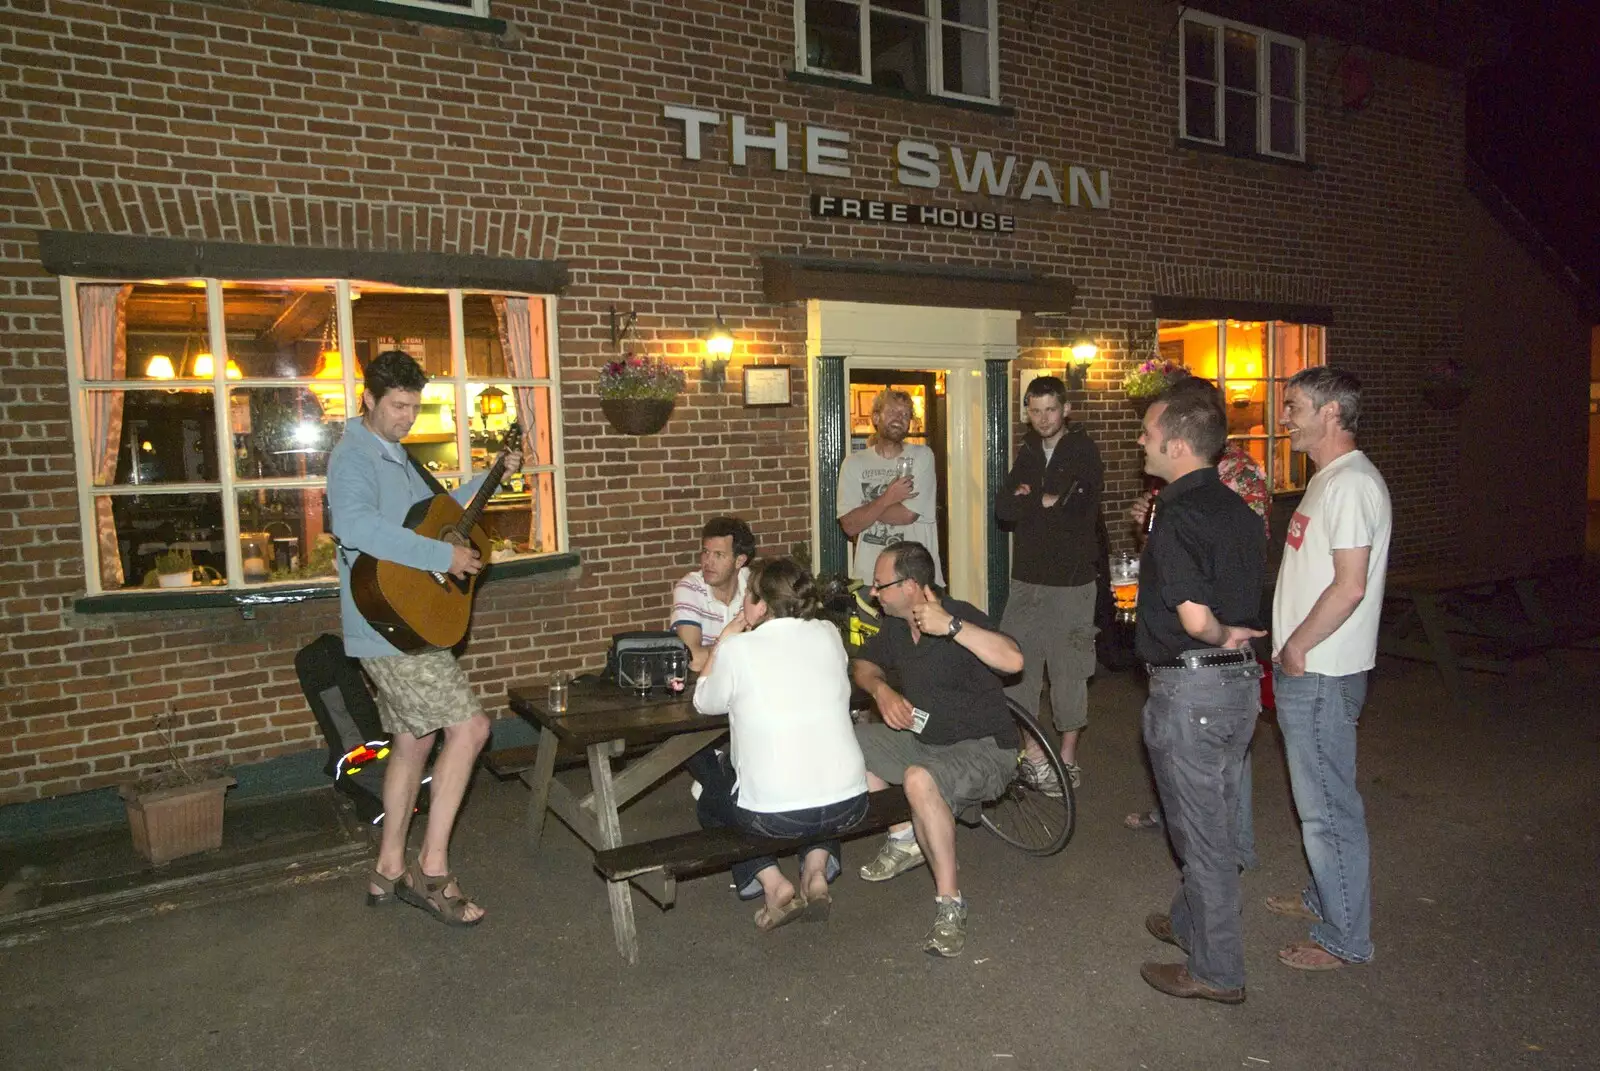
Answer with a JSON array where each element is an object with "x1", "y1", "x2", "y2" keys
[
  {"x1": 1179, "y1": 11, "x2": 1304, "y2": 160},
  {"x1": 1155, "y1": 319, "x2": 1325, "y2": 492},
  {"x1": 797, "y1": 0, "x2": 999, "y2": 103},
  {"x1": 64, "y1": 278, "x2": 565, "y2": 596},
  {"x1": 382, "y1": 0, "x2": 490, "y2": 16}
]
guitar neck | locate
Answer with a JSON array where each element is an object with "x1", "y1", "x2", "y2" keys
[{"x1": 454, "y1": 455, "x2": 508, "y2": 537}]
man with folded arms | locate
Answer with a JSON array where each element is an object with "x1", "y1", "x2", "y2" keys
[
  {"x1": 850, "y1": 541, "x2": 1024, "y2": 958},
  {"x1": 1133, "y1": 389, "x2": 1266, "y2": 1004},
  {"x1": 1267, "y1": 367, "x2": 1390, "y2": 972}
]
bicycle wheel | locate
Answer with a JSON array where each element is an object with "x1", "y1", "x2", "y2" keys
[{"x1": 980, "y1": 700, "x2": 1075, "y2": 856}]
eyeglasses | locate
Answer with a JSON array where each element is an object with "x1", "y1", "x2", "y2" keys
[{"x1": 869, "y1": 577, "x2": 912, "y2": 594}]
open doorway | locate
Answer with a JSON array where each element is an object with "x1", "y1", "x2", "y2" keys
[{"x1": 845, "y1": 369, "x2": 950, "y2": 574}]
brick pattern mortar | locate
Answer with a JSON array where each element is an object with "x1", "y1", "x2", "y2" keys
[{"x1": 0, "y1": 0, "x2": 1463, "y2": 801}]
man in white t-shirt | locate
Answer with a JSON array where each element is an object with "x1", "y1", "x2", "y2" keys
[
  {"x1": 1269, "y1": 367, "x2": 1391, "y2": 972},
  {"x1": 670, "y1": 516, "x2": 755, "y2": 673},
  {"x1": 836, "y1": 388, "x2": 943, "y2": 587}
]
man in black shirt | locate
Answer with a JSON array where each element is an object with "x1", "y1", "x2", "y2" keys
[
  {"x1": 995, "y1": 374, "x2": 1103, "y2": 792},
  {"x1": 1134, "y1": 389, "x2": 1266, "y2": 1005},
  {"x1": 852, "y1": 542, "x2": 1024, "y2": 958}
]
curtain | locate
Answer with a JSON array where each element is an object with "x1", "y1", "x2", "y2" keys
[
  {"x1": 492, "y1": 296, "x2": 545, "y2": 552},
  {"x1": 79, "y1": 284, "x2": 131, "y2": 588}
]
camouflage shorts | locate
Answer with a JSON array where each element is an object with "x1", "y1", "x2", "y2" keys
[{"x1": 361, "y1": 648, "x2": 484, "y2": 738}]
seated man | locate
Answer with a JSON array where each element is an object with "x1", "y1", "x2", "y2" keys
[
  {"x1": 851, "y1": 541, "x2": 1024, "y2": 958},
  {"x1": 670, "y1": 516, "x2": 756, "y2": 673}
]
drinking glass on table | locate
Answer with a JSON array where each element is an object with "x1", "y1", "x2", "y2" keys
[
  {"x1": 633, "y1": 663, "x2": 654, "y2": 698},
  {"x1": 1110, "y1": 552, "x2": 1140, "y2": 623},
  {"x1": 547, "y1": 672, "x2": 570, "y2": 714}
]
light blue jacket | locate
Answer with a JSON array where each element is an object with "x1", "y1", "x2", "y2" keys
[{"x1": 327, "y1": 418, "x2": 485, "y2": 658}]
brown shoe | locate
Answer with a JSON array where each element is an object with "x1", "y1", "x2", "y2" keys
[
  {"x1": 1144, "y1": 913, "x2": 1189, "y2": 952},
  {"x1": 1265, "y1": 893, "x2": 1321, "y2": 922},
  {"x1": 1139, "y1": 962, "x2": 1246, "y2": 1005}
]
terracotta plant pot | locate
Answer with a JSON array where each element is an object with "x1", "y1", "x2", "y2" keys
[
  {"x1": 600, "y1": 397, "x2": 675, "y2": 435},
  {"x1": 120, "y1": 776, "x2": 235, "y2": 865},
  {"x1": 1421, "y1": 382, "x2": 1469, "y2": 411}
]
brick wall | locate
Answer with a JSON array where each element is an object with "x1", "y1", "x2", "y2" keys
[{"x1": 0, "y1": 0, "x2": 1471, "y2": 801}]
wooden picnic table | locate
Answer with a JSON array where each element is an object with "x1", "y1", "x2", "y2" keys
[
  {"x1": 507, "y1": 678, "x2": 727, "y2": 964},
  {"x1": 1378, "y1": 560, "x2": 1591, "y2": 710}
]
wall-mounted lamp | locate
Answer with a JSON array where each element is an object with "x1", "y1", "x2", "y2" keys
[
  {"x1": 1065, "y1": 332, "x2": 1098, "y2": 390},
  {"x1": 701, "y1": 311, "x2": 734, "y2": 391},
  {"x1": 477, "y1": 385, "x2": 507, "y2": 416}
]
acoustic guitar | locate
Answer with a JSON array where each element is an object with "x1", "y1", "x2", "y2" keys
[{"x1": 350, "y1": 422, "x2": 521, "y2": 652}]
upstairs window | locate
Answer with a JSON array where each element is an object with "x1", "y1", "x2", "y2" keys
[
  {"x1": 1180, "y1": 12, "x2": 1304, "y2": 160},
  {"x1": 383, "y1": 0, "x2": 489, "y2": 14},
  {"x1": 797, "y1": 0, "x2": 999, "y2": 103}
]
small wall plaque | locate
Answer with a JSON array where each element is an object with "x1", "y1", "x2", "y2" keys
[{"x1": 744, "y1": 365, "x2": 793, "y2": 407}]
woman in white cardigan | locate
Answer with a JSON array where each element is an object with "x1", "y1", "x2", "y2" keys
[{"x1": 693, "y1": 557, "x2": 870, "y2": 932}]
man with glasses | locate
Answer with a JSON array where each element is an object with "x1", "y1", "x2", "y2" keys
[
  {"x1": 837, "y1": 388, "x2": 943, "y2": 587},
  {"x1": 851, "y1": 542, "x2": 1024, "y2": 957}
]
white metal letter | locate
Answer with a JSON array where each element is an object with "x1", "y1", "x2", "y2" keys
[
  {"x1": 805, "y1": 127, "x2": 852, "y2": 178},
  {"x1": 662, "y1": 105, "x2": 721, "y2": 161},
  {"x1": 949, "y1": 148, "x2": 1016, "y2": 196},
  {"x1": 1019, "y1": 159, "x2": 1063, "y2": 204},
  {"x1": 1068, "y1": 167, "x2": 1111, "y2": 209},
  {"x1": 896, "y1": 140, "x2": 941, "y2": 188},
  {"x1": 732, "y1": 115, "x2": 791, "y2": 170}
]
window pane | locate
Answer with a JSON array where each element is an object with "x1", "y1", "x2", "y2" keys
[
  {"x1": 91, "y1": 389, "x2": 220, "y2": 485},
  {"x1": 1223, "y1": 380, "x2": 1267, "y2": 437},
  {"x1": 118, "y1": 282, "x2": 210, "y2": 384},
  {"x1": 941, "y1": 0, "x2": 988, "y2": 28},
  {"x1": 1270, "y1": 98, "x2": 1300, "y2": 156},
  {"x1": 473, "y1": 384, "x2": 556, "y2": 468},
  {"x1": 1230, "y1": 435, "x2": 1268, "y2": 474},
  {"x1": 1182, "y1": 19, "x2": 1216, "y2": 80},
  {"x1": 100, "y1": 492, "x2": 225, "y2": 589},
  {"x1": 805, "y1": 0, "x2": 862, "y2": 75},
  {"x1": 1159, "y1": 320, "x2": 1218, "y2": 379},
  {"x1": 1224, "y1": 88, "x2": 1257, "y2": 152},
  {"x1": 465, "y1": 295, "x2": 549, "y2": 378},
  {"x1": 1269, "y1": 42, "x2": 1299, "y2": 99},
  {"x1": 223, "y1": 281, "x2": 338, "y2": 380},
  {"x1": 1224, "y1": 321, "x2": 1267, "y2": 380},
  {"x1": 872, "y1": 0, "x2": 924, "y2": 14},
  {"x1": 870, "y1": 11, "x2": 927, "y2": 93},
  {"x1": 480, "y1": 470, "x2": 560, "y2": 557},
  {"x1": 941, "y1": 25, "x2": 989, "y2": 97},
  {"x1": 1185, "y1": 81, "x2": 1218, "y2": 141},
  {"x1": 1274, "y1": 436, "x2": 1310, "y2": 492},
  {"x1": 405, "y1": 381, "x2": 460, "y2": 473},
  {"x1": 230, "y1": 387, "x2": 337, "y2": 479},
  {"x1": 351, "y1": 288, "x2": 453, "y2": 378},
  {"x1": 1223, "y1": 29, "x2": 1258, "y2": 90},
  {"x1": 235, "y1": 488, "x2": 336, "y2": 584}
]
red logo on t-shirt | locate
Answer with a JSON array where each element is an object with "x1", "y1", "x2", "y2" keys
[{"x1": 1286, "y1": 511, "x2": 1310, "y2": 550}]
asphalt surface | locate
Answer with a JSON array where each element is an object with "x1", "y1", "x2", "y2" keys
[{"x1": 2, "y1": 649, "x2": 1597, "y2": 1071}]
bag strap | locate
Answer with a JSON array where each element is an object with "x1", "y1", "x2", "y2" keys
[{"x1": 406, "y1": 451, "x2": 451, "y2": 497}]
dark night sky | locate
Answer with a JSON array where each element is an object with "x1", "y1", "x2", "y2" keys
[{"x1": 1466, "y1": 1, "x2": 1600, "y2": 308}]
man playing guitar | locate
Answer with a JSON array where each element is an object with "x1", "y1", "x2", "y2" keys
[{"x1": 328, "y1": 349, "x2": 521, "y2": 927}]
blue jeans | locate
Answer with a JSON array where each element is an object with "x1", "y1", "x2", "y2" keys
[
  {"x1": 695, "y1": 752, "x2": 869, "y2": 897},
  {"x1": 1143, "y1": 662, "x2": 1262, "y2": 991},
  {"x1": 1273, "y1": 668, "x2": 1374, "y2": 963}
]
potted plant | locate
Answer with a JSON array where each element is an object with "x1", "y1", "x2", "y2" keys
[
  {"x1": 154, "y1": 548, "x2": 195, "y2": 588},
  {"x1": 119, "y1": 710, "x2": 235, "y2": 866},
  {"x1": 597, "y1": 355, "x2": 686, "y2": 435},
  {"x1": 1123, "y1": 359, "x2": 1190, "y2": 416},
  {"x1": 1421, "y1": 357, "x2": 1472, "y2": 411}
]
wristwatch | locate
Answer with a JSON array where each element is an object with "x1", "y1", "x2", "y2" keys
[{"x1": 945, "y1": 617, "x2": 964, "y2": 639}]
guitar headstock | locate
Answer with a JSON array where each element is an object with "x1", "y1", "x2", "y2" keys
[{"x1": 500, "y1": 420, "x2": 523, "y2": 456}]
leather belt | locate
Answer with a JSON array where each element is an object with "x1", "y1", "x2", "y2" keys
[{"x1": 1145, "y1": 648, "x2": 1255, "y2": 671}]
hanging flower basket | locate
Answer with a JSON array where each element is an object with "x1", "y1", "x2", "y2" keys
[
  {"x1": 601, "y1": 397, "x2": 675, "y2": 435},
  {"x1": 1124, "y1": 359, "x2": 1189, "y2": 418},
  {"x1": 1420, "y1": 359, "x2": 1472, "y2": 411}
]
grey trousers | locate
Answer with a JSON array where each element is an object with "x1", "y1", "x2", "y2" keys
[
  {"x1": 1000, "y1": 579, "x2": 1097, "y2": 734},
  {"x1": 1143, "y1": 661, "x2": 1262, "y2": 991}
]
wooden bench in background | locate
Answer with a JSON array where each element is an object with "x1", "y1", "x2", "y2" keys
[{"x1": 594, "y1": 787, "x2": 912, "y2": 891}]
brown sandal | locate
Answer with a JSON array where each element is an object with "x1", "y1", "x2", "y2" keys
[
  {"x1": 366, "y1": 867, "x2": 402, "y2": 907},
  {"x1": 753, "y1": 893, "x2": 807, "y2": 933},
  {"x1": 395, "y1": 862, "x2": 485, "y2": 928},
  {"x1": 1278, "y1": 939, "x2": 1349, "y2": 971}
]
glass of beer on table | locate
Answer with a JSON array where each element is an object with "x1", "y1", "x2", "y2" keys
[{"x1": 1111, "y1": 552, "x2": 1140, "y2": 622}]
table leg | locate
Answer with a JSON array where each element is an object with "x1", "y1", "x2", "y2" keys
[
  {"x1": 587, "y1": 740, "x2": 639, "y2": 965},
  {"x1": 1413, "y1": 592, "x2": 1469, "y2": 711},
  {"x1": 519, "y1": 726, "x2": 560, "y2": 855}
]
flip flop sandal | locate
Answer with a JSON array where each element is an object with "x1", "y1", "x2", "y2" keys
[
  {"x1": 1278, "y1": 939, "x2": 1348, "y2": 971},
  {"x1": 366, "y1": 867, "x2": 401, "y2": 908},
  {"x1": 753, "y1": 894, "x2": 808, "y2": 933},
  {"x1": 395, "y1": 862, "x2": 485, "y2": 928},
  {"x1": 1124, "y1": 810, "x2": 1162, "y2": 831}
]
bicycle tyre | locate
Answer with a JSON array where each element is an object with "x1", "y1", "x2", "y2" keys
[{"x1": 979, "y1": 700, "x2": 1076, "y2": 856}]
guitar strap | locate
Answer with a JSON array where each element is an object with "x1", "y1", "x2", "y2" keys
[{"x1": 331, "y1": 451, "x2": 453, "y2": 570}]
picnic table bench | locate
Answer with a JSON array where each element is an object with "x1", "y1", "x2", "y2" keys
[{"x1": 1379, "y1": 559, "x2": 1596, "y2": 709}]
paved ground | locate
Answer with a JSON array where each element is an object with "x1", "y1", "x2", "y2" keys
[{"x1": 2, "y1": 645, "x2": 1597, "y2": 1071}]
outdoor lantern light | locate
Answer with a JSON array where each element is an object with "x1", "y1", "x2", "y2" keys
[
  {"x1": 478, "y1": 386, "x2": 507, "y2": 416},
  {"x1": 700, "y1": 311, "x2": 734, "y2": 392},
  {"x1": 1065, "y1": 332, "x2": 1098, "y2": 389},
  {"x1": 705, "y1": 315, "x2": 735, "y2": 358}
]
